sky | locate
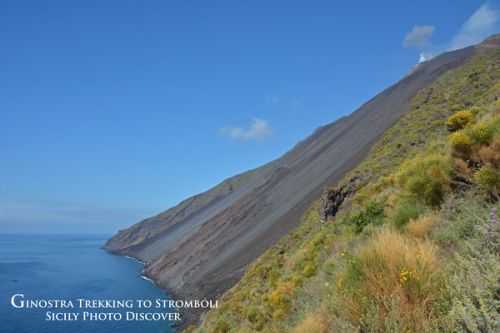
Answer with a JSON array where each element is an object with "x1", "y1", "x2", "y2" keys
[{"x1": 1, "y1": 1, "x2": 499, "y2": 234}]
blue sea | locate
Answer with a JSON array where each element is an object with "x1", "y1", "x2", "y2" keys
[{"x1": 0, "y1": 234, "x2": 175, "y2": 333}]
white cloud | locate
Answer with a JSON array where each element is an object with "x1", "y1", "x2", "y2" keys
[
  {"x1": 220, "y1": 118, "x2": 272, "y2": 141},
  {"x1": 418, "y1": 52, "x2": 433, "y2": 63},
  {"x1": 403, "y1": 25, "x2": 435, "y2": 48},
  {"x1": 450, "y1": 3, "x2": 499, "y2": 50}
]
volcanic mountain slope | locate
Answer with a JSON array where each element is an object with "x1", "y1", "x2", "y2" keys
[
  {"x1": 192, "y1": 37, "x2": 500, "y2": 333},
  {"x1": 105, "y1": 36, "x2": 496, "y2": 320}
]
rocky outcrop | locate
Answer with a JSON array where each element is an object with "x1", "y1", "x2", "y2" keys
[{"x1": 320, "y1": 175, "x2": 365, "y2": 222}]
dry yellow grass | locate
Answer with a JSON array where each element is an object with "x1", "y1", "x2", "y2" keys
[
  {"x1": 454, "y1": 157, "x2": 472, "y2": 177},
  {"x1": 406, "y1": 214, "x2": 437, "y2": 238},
  {"x1": 340, "y1": 229, "x2": 443, "y2": 331},
  {"x1": 358, "y1": 229, "x2": 440, "y2": 296},
  {"x1": 478, "y1": 140, "x2": 500, "y2": 167},
  {"x1": 292, "y1": 309, "x2": 330, "y2": 333}
]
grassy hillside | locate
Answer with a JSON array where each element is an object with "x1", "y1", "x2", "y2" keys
[{"x1": 185, "y1": 47, "x2": 500, "y2": 333}]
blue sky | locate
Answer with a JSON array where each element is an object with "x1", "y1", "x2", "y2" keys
[{"x1": 1, "y1": 1, "x2": 499, "y2": 234}]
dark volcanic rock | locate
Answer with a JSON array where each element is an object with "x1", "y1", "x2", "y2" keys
[
  {"x1": 320, "y1": 175, "x2": 365, "y2": 222},
  {"x1": 105, "y1": 36, "x2": 499, "y2": 326}
]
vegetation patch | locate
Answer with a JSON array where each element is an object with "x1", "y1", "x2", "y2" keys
[
  {"x1": 338, "y1": 229, "x2": 444, "y2": 332},
  {"x1": 446, "y1": 110, "x2": 475, "y2": 131},
  {"x1": 350, "y1": 201, "x2": 385, "y2": 233}
]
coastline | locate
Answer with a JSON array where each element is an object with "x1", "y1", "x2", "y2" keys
[
  {"x1": 139, "y1": 273, "x2": 155, "y2": 284},
  {"x1": 108, "y1": 249, "x2": 186, "y2": 331},
  {"x1": 125, "y1": 255, "x2": 145, "y2": 265}
]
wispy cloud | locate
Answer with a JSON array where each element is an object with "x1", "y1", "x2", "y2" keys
[
  {"x1": 450, "y1": 3, "x2": 499, "y2": 50},
  {"x1": 403, "y1": 25, "x2": 435, "y2": 48},
  {"x1": 220, "y1": 118, "x2": 272, "y2": 141}
]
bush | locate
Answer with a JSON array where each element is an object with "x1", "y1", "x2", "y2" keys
[
  {"x1": 267, "y1": 281, "x2": 294, "y2": 319},
  {"x1": 444, "y1": 202, "x2": 500, "y2": 332},
  {"x1": 467, "y1": 106, "x2": 483, "y2": 116},
  {"x1": 398, "y1": 154, "x2": 452, "y2": 206},
  {"x1": 339, "y1": 229, "x2": 445, "y2": 332},
  {"x1": 433, "y1": 197, "x2": 479, "y2": 245},
  {"x1": 449, "y1": 131, "x2": 472, "y2": 156},
  {"x1": 290, "y1": 275, "x2": 304, "y2": 287},
  {"x1": 477, "y1": 144, "x2": 500, "y2": 167},
  {"x1": 391, "y1": 200, "x2": 426, "y2": 229},
  {"x1": 446, "y1": 110, "x2": 474, "y2": 131},
  {"x1": 246, "y1": 307, "x2": 265, "y2": 329},
  {"x1": 447, "y1": 248, "x2": 500, "y2": 333},
  {"x1": 470, "y1": 122, "x2": 494, "y2": 144},
  {"x1": 351, "y1": 201, "x2": 385, "y2": 233},
  {"x1": 302, "y1": 262, "x2": 317, "y2": 277},
  {"x1": 474, "y1": 166, "x2": 500, "y2": 195}
]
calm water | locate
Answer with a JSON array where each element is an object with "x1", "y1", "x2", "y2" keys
[{"x1": 0, "y1": 234, "x2": 175, "y2": 333}]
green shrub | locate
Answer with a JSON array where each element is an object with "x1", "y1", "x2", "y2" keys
[
  {"x1": 446, "y1": 110, "x2": 474, "y2": 131},
  {"x1": 351, "y1": 201, "x2": 385, "y2": 233},
  {"x1": 444, "y1": 202, "x2": 500, "y2": 332},
  {"x1": 449, "y1": 131, "x2": 472, "y2": 156},
  {"x1": 302, "y1": 262, "x2": 317, "y2": 277},
  {"x1": 474, "y1": 166, "x2": 500, "y2": 194},
  {"x1": 340, "y1": 256, "x2": 363, "y2": 293},
  {"x1": 291, "y1": 275, "x2": 304, "y2": 287},
  {"x1": 392, "y1": 200, "x2": 426, "y2": 229},
  {"x1": 433, "y1": 197, "x2": 480, "y2": 245},
  {"x1": 447, "y1": 248, "x2": 500, "y2": 333},
  {"x1": 470, "y1": 122, "x2": 494, "y2": 144},
  {"x1": 267, "y1": 281, "x2": 294, "y2": 319},
  {"x1": 398, "y1": 154, "x2": 452, "y2": 206},
  {"x1": 246, "y1": 307, "x2": 266, "y2": 329},
  {"x1": 467, "y1": 106, "x2": 483, "y2": 116}
]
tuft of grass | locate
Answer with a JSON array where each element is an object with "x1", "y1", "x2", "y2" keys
[
  {"x1": 406, "y1": 213, "x2": 437, "y2": 239},
  {"x1": 338, "y1": 229, "x2": 445, "y2": 332}
]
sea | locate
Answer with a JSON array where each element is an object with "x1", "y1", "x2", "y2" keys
[{"x1": 0, "y1": 234, "x2": 175, "y2": 333}]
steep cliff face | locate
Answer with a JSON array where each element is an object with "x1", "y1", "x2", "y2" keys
[{"x1": 104, "y1": 38, "x2": 494, "y2": 319}]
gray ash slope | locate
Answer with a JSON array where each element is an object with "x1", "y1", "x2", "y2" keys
[{"x1": 105, "y1": 39, "x2": 490, "y2": 317}]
